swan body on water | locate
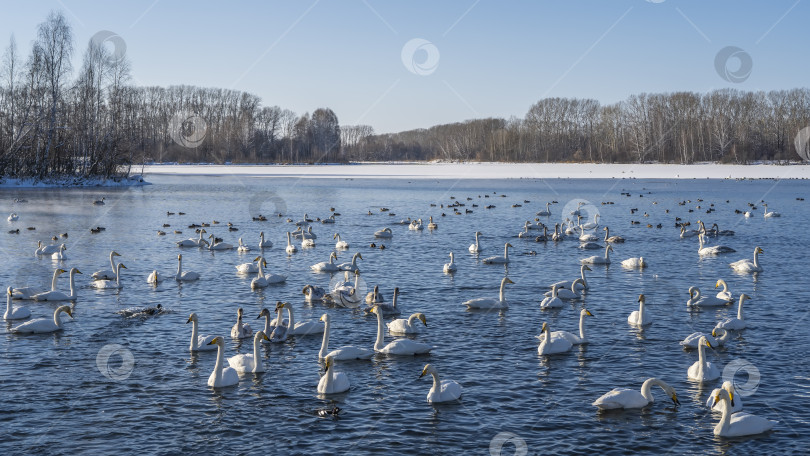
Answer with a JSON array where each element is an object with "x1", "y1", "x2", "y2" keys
[
  {"x1": 581, "y1": 245, "x2": 612, "y2": 265},
  {"x1": 175, "y1": 254, "x2": 199, "y2": 281},
  {"x1": 92, "y1": 251, "x2": 122, "y2": 280},
  {"x1": 686, "y1": 287, "x2": 730, "y2": 307},
  {"x1": 706, "y1": 381, "x2": 742, "y2": 413},
  {"x1": 187, "y1": 313, "x2": 217, "y2": 351},
  {"x1": 259, "y1": 231, "x2": 273, "y2": 248},
  {"x1": 235, "y1": 257, "x2": 261, "y2": 274},
  {"x1": 620, "y1": 257, "x2": 646, "y2": 268},
  {"x1": 469, "y1": 231, "x2": 483, "y2": 253},
  {"x1": 537, "y1": 322, "x2": 573, "y2": 355},
  {"x1": 285, "y1": 232, "x2": 297, "y2": 254},
  {"x1": 12, "y1": 305, "x2": 73, "y2": 334},
  {"x1": 337, "y1": 252, "x2": 363, "y2": 273},
  {"x1": 91, "y1": 263, "x2": 127, "y2": 289},
  {"x1": 318, "y1": 314, "x2": 374, "y2": 360},
  {"x1": 730, "y1": 247, "x2": 763, "y2": 273},
  {"x1": 303, "y1": 284, "x2": 327, "y2": 302},
  {"x1": 687, "y1": 336, "x2": 720, "y2": 382},
  {"x1": 50, "y1": 244, "x2": 67, "y2": 260},
  {"x1": 545, "y1": 279, "x2": 585, "y2": 300},
  {"x1": 230, "y1": 307, "x2": 253, "y2": 339},
  {"x1": 237, "y1": 237, "x2": 251, "y2": 252},
  {"x1": 334, "y1": 233, "x2": 349, "y2": 249},
  {"x1": 227, "y1": 331, "x2": 270, "y2": 373},
  {"x1": 715, "y1": 279, "x2": 733, "y2": 301},
  {"x1": 311, "y1": 252, "x2": 339, "y2": 272},
  {"x1": 4, "y1": 287, "x2": 31, "y2": 320},
  {"x1": 371, "y1": 306, "x2": 432, "y2": 355},
  {"x1": 715, "y1": 294, "x2": 751, "y2": 331},
  {"x1": 628, "y1": 294, "x2": 652, "y2": 326},
  {"x1": 551, "y1": 265, "x2": 590, "y2": 291},
  {"x1": 13, "y1": 268, "x2": 64, "y2": 300},
  {"x1": 540, "y1": 284, "x2": 564, "y2": 308},
  {"x1": 33, "y1": 268, "x2": 81, "y2": 301},
  {"x1": 762, "y1": 203, "x2": 780, "y2": 218},
  {"x1": 443, "y1": 252, "x2": 457, "y2": 273},
  {"x1": 374, "y1": 227, "x2": 393, "y2": 238},
  {"x1": 206, "y1": 337, "x2": 240, "y2": 388},
  {"x1": 463, "y1": 277, "x2": 513, "y2": 309},
  {"x1": 317, "y1": 356, "x2": 350, "y2": 394},
  {"x1": 593, "y1": 377, "x2": 680, "y2": 410},
  {"x1": 388, "y1": 312, "x2": 427, "y2": 335},
  {"x1": 711, "y1": 389, "x2": 776, "y2": 437},
  {"x1": 537, "y1": 309, "x2": 593, "y2": 345},
  {"x1": 698, "y1": 233, "x2": 736, "y2": 256},
  {"x1": 420, "y1": 364, "x2": 462, "y2": 403},
  {"x1": 603, "y1": 226, "x2": 625, "y2": 243},
  {"x1": 680, "y1": 328, "x2": 730, "y2": 349},
  {"x1": 251, "y1": 257, "x2": 286, "y2": 288},
  {"x1": 482, "y1": 243, "x2": 512, "y2": 264}
]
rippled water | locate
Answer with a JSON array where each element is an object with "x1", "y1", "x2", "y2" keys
[{"x1": 1, "y1": 175, "x2": 808, "y2": 455}]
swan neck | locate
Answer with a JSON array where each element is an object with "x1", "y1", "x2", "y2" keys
[
  {"x1": 737, "y1": 297, "x2": 744, "y2": 320},
  {"x1": 177, "y1": 257, "x2": 182, "y2": 277},
  {"x1": 5, "y1": 292, "x2": 10, "y2": 313},
  {"x1": 579, "y1": 312, "x2": 587, "y2": 341},
  {"x1": 68, "y1": 271, "x2": 76, "y2": 296},
  {"x1": 190, "y1": 320, "x2": 198, "y2": 349},
  {"x1": 638, "y1": 299, "x2": 645, "y2": 322},
  {"x1": 504, "y1": 244, "x2": 508, "y2": 258},
  {"x1": 716, "y1": 396, "x2": 732, "y2": 434},
  {"x1": 263, "y1": 314, "x2": 271, "y2": 334},
  {"x1": 319, "y1": 320, "x2": 330, "y2": 359},
  {"x1": 213, "y1": 342, "x2": 225, "y2": 382},
  {"x1": 499, "y1": 281, "x2": 507, "y2": 301},
  {"x1": 430, "y1": 371, "x2": 441, "y2": 392},
  {"x1": 752, "y1": 248, "x2": 759, "y2": 267},
  {"x1": 51, "y1": 270, "x2": 59, "y2": 290},
  {"x1": 54, "y1": 308, "x2": 64, "y2": 328},
  {"x1": 374, "y1": 310, "x2": 385, "y2": 350},
  {"x1": 697, "y1": 339, "x2": 706, "y2": 376},
  {"x1": 604, "y1": 245, "x2": 610, "y2": 260},
  {"x1": 109, "y1": 252, "x2": 116, "y2": 270},
  {"x1": 640, "y1": 378, "x2": 656, "y2": 402},
  {"x1": 285, "y1": 305, "x2": 295, "y2": 329},
  {"x1": 251, "y1": 334, "x2": 262, "y2": 372}
]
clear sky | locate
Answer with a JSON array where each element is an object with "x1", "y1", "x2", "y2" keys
[{"x1": 1, "y1": 1, "x2": 807, "y2": 133}]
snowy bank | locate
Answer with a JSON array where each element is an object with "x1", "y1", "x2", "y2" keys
[
  {"x1": 0, "y1": 174, "x2": 149, "y2": 188},
  {"x1": 142, "y1": 162, "x2": 810, "y2": 180}
]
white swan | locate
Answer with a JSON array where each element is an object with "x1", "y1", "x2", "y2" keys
[
  {"x1": 408, "y1": 219, "x2": 423, "y2": 231},
  {"x1": 371, "y1": 306, "x2": 432, "y2": 355},
  {"x1": 463, "y1": 277, "x2": 513, "y2": 309},
  {"x1": 37, "y1": 241, "x2": 64, "y2": 256},
  {"x1": 730, "y1": 247, "x2": 763, "y2": 273},
  {"x1": 321, "y1": 215, "x2": 336, "y2": 224},
  {"x1": 91, "y1": 263, "x2": 127, "y2": 289},
  {"x1": 176, "y1": 229, "x2": 208, "y2": 247},
  {"x1": 303, "y1": 284, "x2": 327, "y2": 302},
  {"x1": 551, "y1": 224, "x2": 565, "y2": 241},
  {"x1": 317, "y1": 356, "x2": 350, "y2": 394},
  {"x1": 698, "y1": 233, "x2": 736, "y2": 256},
  {"x1": 680, "y1": 328, "x2": 730, "y2": 349},
  {"x1": 715, "y1": 279, "x2": 733, "y2": 301},
  {"x1": 11, "y1": 305, "x2": 73, "y2": 333},
  {"x1": 593, "y1": 378, "x2": 680, "y2": 410},
  {"x1": 13, "y1": 268, "x2": 64, "y2": 300},
  {"x1": 420, "y1": 364, "x2": 462, "y2": 403},
  {"x1": 92, "y1": 251, "x2": 122, "y2": 280},
  {"x1": 285, "y1": 232, "x2": 297, "y2": 254},
  {"x1": 578, "y1": 227, "x2": 599, "y2": 242},
  {"x1": 33, "y1": 268, "x2": 81, "y2": 301},
  {"x1": 710, "y1": 389, "x2": 776, "y2": 437},
  {"x1": 365, "y1": 285, "x2": 385, "y2": 305},
  {"x1": 536, "y1": 202, "x2": 551, "y2": 216},
  {"x1": 369, "y1": 287, "x2": 400, "y2": 316},
  {"x1": 230, "y1": 307, "x2": 253, "y2": 339},
  {"x1": 482, "y1": 243, "x2": 512, "y2": 264},
  {"x1": 374, "y1": 227, "x2": 393, "y2": 238},
  {"x1": 251, "y1": 257, "x2": 286, "y2": 288},
  {"x1": 227, "y1": 331, "x2": 270, "y2": 373},
  {"x1": 680, "y1": 226, "x2": 699, "y2": 238},
  {"x1": 237, "y1": 237, "x2": 251, "y2": 253},
  {"x1": 628, "y1": 294, "x2": 652, "y2": 326},
  {"x1": 537, "y1": 322, "x2": 573, "y2": 355},
  {"x1": 333, "y1": 233, "x2": 349, "y2": 249},
  {"x1": 8, "y1": 212, "x2": 19, "y2": 221},
  {"x1": 537, "y1": 309, "x2": 593, "y2": 345},
  {"x1": 337, "y1": 252, "x2": 362, "y2": 272},
  {"x1": 715, "y1": 294, "x2": 751, "y2": 331},
  {"x1": 4, "y1": 287, "x2": 31, "y2": 320},
  {"x1": 427, "y1": 216, "x2": 438, "y2": 230},
  {"x1": 443, "y1": 252, "x2": 457, "y2": 273},
  {"x1": 311, "y1": 252, "x2": 339, "y2": 272},
  {"x1": 581, "y1": 245, "x2": 612, "y2": 265},
  {"x1": 276, "y1": 301, "x2": 324, "y2": 336},
  {"x1": 620, "y1": 257, "x2": 646, "y2": 269},
  {"x1": 207, "y1": 234, "x2": 233, "y2": 250},
  {"x1": 603, "y1": 226, "x2": 625, "y2": 243},
  {"x1": 257, "y1": 307, "x2": 286, "y2": 339},
  {"x1": 175, "y1": 254, "x2": 199, "y2": 281},
  {"x1": 331, "y1": 272, "x2": 363, "y2": 308},
  {"x1": 687, "y1": 286, "x2": 730, "y2": 308},
  {"x1": 302, "y1": 226, "x2": 317, "y2": 240},
  {"x1": 468, "y1": 231, "x2": 483, "y2": 253},
  {"x1": 551, "y1": 265, "x2": 591, "y2": 291},
  {"x1": 318, "y1": 314, "x2": 374, "y2": 360},
  {"x1": 687, "y1": 336, "x2": 720, "y2": 382},
  {"x1": 540, "y1": 284, "x2": 564, "y2": 308},
  {"x1": 206, "y1": 337, "x2": 239, "y2": 388},
  {"x1": 235, "y1": 257, "x2": 260, "y2": 274},
  {"x1": 544, "y1": 279, "x2": 585, "y2": 300},
  {"x1": 762, "y1": 203, "x2": 780, "y2": 218},
  {"x1": 259, "y1": 231, "x2": 273, "y2": 248},
  {"x1": 706, "y1": 381, "x2": 743, "y2": 413},
  {"x1": 187, "y1": 313, "x2": 217, "y2": 351},
  {"x1": 50, "y1": 244, "x2": 67, "y2": 260},
  {"x1": 388, "y1": 312, "x2": 427, "y2": 335},
  {"x1": 302, "y1": 237, "x2": 316, "y2": 248},
  {"x1": 147, "y1": 270, "x2": 161, "y2": 285},
  {"x1": 581, "y1": 213, "x2": 600, "y2": 230}
]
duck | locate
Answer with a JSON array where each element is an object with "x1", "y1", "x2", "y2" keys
[
  {"x1": 175, "y1": 254, "x2": 199, "y2": 281},
  {"x1": 730, "y1": 247, "x2": 763, "y2": 273},
  {"x1": 4, "y1": 287, "x2": 31, "y2": 320},
  {"x1": 463, "y1": 277, "x2": 513, "y2": 309},
  {"x1": 374, "y1": 227, "x2": 393, "y2": 238},
  {"x1": 187, "y1": 313, "x2": 217, "y2": 351},
  {"x1": 91, "y1": 251, "x2": 122, "y2": 280},
  {"x1": 603, "y1": 226, "x2": 625, "y2": 243},
  {"x1": 33, "y1": 268, "x2": 82, "y2": 301},
  {"x1": 482, "y1": 243, "x2": 512, "y2": 264},
  {"x1": 537, "y1": 322, "x2": 573, "y2": 355},
  {"x1": 443, "y1": 252, "x2": 457, "y2": 273},
  {"x1": 311, "y1": 252, "x2": 339, "y2": 272},
  {"x1": 420, "y1": 364, "x2": 462, "y2": 403},
  {"x1": 581, "y1": 245, "x2": 613, "y2": 265},
  {"x1": 370, "y1": 306, "x2": 432, "y2": 355},
  {"x1": 593, "y1": 378, "x2": 680, "y2": 410},
  {"x1": 317, "y1": 356, "x2": 351, "y2": 394},
  {"x1": 206, "y1": 337, "x2": 240, "y2": 388},
  {"x1": 687, "y1": 286, "x2": 731, "y2": 308},
  {"x1": 91, "y1": 263, "x2": 127, "y2": 289},
  {"x1": 285, "y1": 232, "x2": 297, "y2": 254},
  {"x1": 714, "y1": 294, "x2": 751, "y2": 331},
  {"x1": 627, "y1": 294, "x2": 652, "y2": 326},
  {"x1": 710, "y1": 389, "x2": 776, "y2": 437},
  {"x1": 93, "y1": 197, "x2": 105, "y2": 205},
  {"x1": 468, "y1": 231, "x2": 483, "y2": 253},
  {"x1": 537, "y1": 309, "x2": 593, "y2": 345},
  {"x1": 318, "y1": 314, "x2": 374, "y2": 360},
  {"x1": 227, "y1": 331, "x2": 270, "y2": 373},
  {"x1": 303, "y1": 284, "x2": 327, "y2": 302},
  {"x1": 258, "y1": 231, "x2": 273, "y2": 248},
  {"x1": 11, "y1": 305, "x2": 73, "y2": 333},
  {"x1": 337, "y1": 252, "x2": 362, "y2": 272},
  {"x1": 333, "y1": 233, "x2": 349, "y2": 249},
  {"x1": 230, "y1": 307, "x2": 253, "y2": 339},
  {"x1": 620, "y1": 257, "x2": 646, "y2": 268},
  {"x1": 687, "y1": 336, "x2": 720, "y2": 382},
  {"x1": 387, "y1": 312, "x2": 427, "y2": 335},
  {"x1": 680, "y1": 328, "x2": 730, "y2": 349}
]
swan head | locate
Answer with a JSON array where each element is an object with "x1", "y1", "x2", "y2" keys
[
  {"x1": 502, "y1": 277, "x2": 514, "y2": 286},
  {"x1": 6, "y1": 286, "x2": 12, "y2": 296},
  {"x1": 756, "y1": 247, "x2": 764, "y2": 254},
  {"x1": 177, "y1": 254, "x2": 182, "y2": 261},
  {"x1": 111, "y1": 251, "x2": 121, "y2": 257},
  {"x1": 256, "y1": 330, "x2": 270, "y2": 342},
  {"x1": 714, "y1": 280, "x2": 722, "y2": 289},
  {"x1": 186, "y1": 312, "x2": 199, "y2": 324},
  {"x1": 687, "y1": 287, "x2": 696, "y2": 298},
  {"x1": 665, "y1": 386, "x2": 681, "y2": 406},
  {"x1": 581, "y1": 309, "x2": 593, "y2": 317},
  {"x1": 419, "y1": 363, "x2": 436, "y2": 378},
  {"x1": 357, "y1": 253, "x2": 363, "y2": 260},
  {"x1": 237, "y1": 307, "x2": 244, "y2": 317},
  {"x1": 712, "y1": 388, "x2": 734, "y2": 407},
  {"x1": 721, "y1": 380, "x2": 736, "y2": 400},
  {"x1": 416, "y1": 313, "x2": 427, "y2": 326},
  {"x1": 699, "y1": 336, "x2": 713, "y2": 349},
  {"x1": 56, "y1": 305, "x2": 73, "y2": 318},
  {"x1": 253, "y1": 255, "x2": 263, "y2": 262},
  {"x1": 206, "y1": 336, "x2": 224, "y2": 347},
  {"x1": 118, "y1": 264, "x2": 127, "y2": 270},
  {"x1": 319, "y1": 313, "x2": 330, "y2": 323},
  {"x1": 303, "y1": 285, "x2": 312, "y2": 295},
  {"x1": 541, "y1": 322, "x2": 549, "y2": 333},
  {"x1": 739, "y1": 293, "x2": 751, "y2": 302},
  {"x1": 607, "y1": 245, "x2": 613, "y2": 252},
  {"x1": 70, "y1": 268, "x2": 82, "y2": 275},
  {"x1": 711, "y1": 328, "x2": 726, "y2": 338},
  {"x1": 638, "y1": 294, "x2": 645, "y2": 304},
  {"x1": 506, "y1": 243, "x2": 513, "y2": 248},
  {"x1": 323, "y1": 355, "x2": 335, "y2": 372},
  {"x1": 257, "y1": 308, "x2": 271, "y2": 319}
]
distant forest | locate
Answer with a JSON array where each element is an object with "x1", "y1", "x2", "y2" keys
[{"x1": 2, "y1": 12, "x2": 809, "y2": 180}]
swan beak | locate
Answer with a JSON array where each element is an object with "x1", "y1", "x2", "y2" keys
[
  {"x1": 419, "y1": 366, "x2": 428, "y2": 378},
  {"x1": 253, "y1": 256, "x2": 262, "y2": 261},
  {"x1": 585, "y1": 310, "x2": 594, "y2": 317},
  {"x1": 585, "y1": 266, "x2": 592, "y2": 271},
  {"x1": 541, "y1": 322, "x2": 548, "y2": 332},
  {"x1": 262, "y1": 333, "x2": 270, "y2": 341},
  {"x1": 207, "y1": 337, "x2": 219, "y2": 345},
  {"x1": 712, "y1": 329, "x2": 718, "y2": 337},
  {"x1": 120, "y1": 265, "x2": 127, "y2": 269},
  {"x1": 505, "y1": 278, "x2": 514, "y2": 284},
  {"x1": 75, "y1": 270, "x2": 83, "y2": 274},
  {"x1": 57, "y1": 269, "x2": 67, "y2": 274},
  {"x1": 65, "y1": 308, "x2": 73, "y2": 318},
  {"x1": 358, "y1": 254, "x2": 363, "y2": 260},
  {"x1": 671, "y1": 394, "x2": 680, "y2": 406},
  {"x1": 729, "y1": 392, "x2": 735, "y2": 406},
  {"x1": 705, "y1": 340, "x2": 713, "y2": 349},
  {"x1": 715, "y1": 281, "x2": 720, "y2": 289},
  {"x1": 112, "y1": 252, "x2": 121, "y2": 256},
  {"x1": 186, "y1": 316, "x2": 192, "y2": 324},
  {"x1": 638, "y1": 294, "x2": 644, "y2": 302},
  {"x1": 712, "y1": 394, "x2": 719, "y2": 407}
]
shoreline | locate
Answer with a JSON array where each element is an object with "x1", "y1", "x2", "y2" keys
[{"x1": 141, "y1": 162, "x2": 810, "y2": 180}]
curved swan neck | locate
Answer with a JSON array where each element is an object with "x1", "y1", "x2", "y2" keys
[
  {"x1": 53, "y1": 308, "x2": 64, "y2": 328},
  {"x1": 407, "y1": 314, "x2": 419, "y2": 326},
  {"x1": 285, "y1": 305, "x2": 295, "y2": 329},
  {"x1": 640, "y1": 378, "x2": 665, "y2": 402},
  {"x1": 430, "y1": 370, "x2": 441, "y2": 391},
  {"x1": 499, "y1": 280, "x2": 508, "y2": 301},
  {"x1": 319, "y1": 319, "x2": 330, "y2": 359},
  {"x1": 51, "y1": 270, "x2": 60, "y2": 291},
  {"x1": 374, "y1": 310, "x2": 385, "y2": 350}
]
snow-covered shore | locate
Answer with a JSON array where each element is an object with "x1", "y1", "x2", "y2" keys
[
  {"x1": 142, "y1": 162, "x2": 810, "y2": 180},
  {"x1": 0, "y1": 174, "x2": 148, "y2": 188}
]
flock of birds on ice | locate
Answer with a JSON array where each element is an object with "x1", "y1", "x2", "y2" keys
[{"x1": 3, "y1": 193, "x2": 787, "y2": 436}]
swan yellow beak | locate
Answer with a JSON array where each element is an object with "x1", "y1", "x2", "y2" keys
[
  {"x1": 262, "y1": 332, "x2": 270, "y2": 341},
  {"x1": 584, "y1": 266, "x2": 592, "y2": 271},
  {"x1": 112, "y1": 251, "x2": 121, "y2": 256},
  {"x1": 419, "y1": 314, "x2": 427, "y2": 326},
  {"x1": 65, "y1": 308, "x2": 73, "y2": 318},
  {"x1": 705, "y1": 339, "x2": 713, "y2": 349},
  {"x1": 358, "y1": 253, "x2": 363, "y2": 260},
  {"x1": 715, "y1": 280, "x2": 720, "y2": 289},
  {"x1": 253, "y1": 256, "x2": 262, "y2": 261},
  {"x1": 57, "y1": 269, "x2": 67, "y2": 274},
  {"x1": 638, "y1": 294, "x2": 645, "y2": 302},
  {"x1": 712, "y1": 329, "x2": 718, "y2": 337},
  {"x1": 207, "y1": 337, "x2": 219, "y2": 345},
  {"x1": 186, "y1": 316, "x2": 192, "y2": 323},
  {"x1": 119, "y1": 264, "x2": 127, "y2": 269},
  {"x1": 505, "y1": 278, "x2": 514, "y2": 284},
  {"x1": 671, "y1": 394, "x2": 680, "y2": 406},
  {"x1": 541, "y1": 322, "x2": 548, "y2": 332},
  {"x1": 585, "y1": 310, "x2": 594, "y2": 317},
  {"x1": 74, "y1": 270, "x2": 83, "y2": 274}
]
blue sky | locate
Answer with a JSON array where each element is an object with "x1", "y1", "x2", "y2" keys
[{"x1": 1, "y1": 1, "x2": 807, "y2": 133}]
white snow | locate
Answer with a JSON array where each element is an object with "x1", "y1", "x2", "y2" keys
[
  {"x1": 142, "y1": 162, "x2": 810, "y2": 180},
  {"x1": 0, "y1": 175, "x2": 148, "y2": 188}
]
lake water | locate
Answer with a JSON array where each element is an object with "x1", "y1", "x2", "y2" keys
[{"x1": 1, "y1": 174, "x2": 807, "y2": 455}]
